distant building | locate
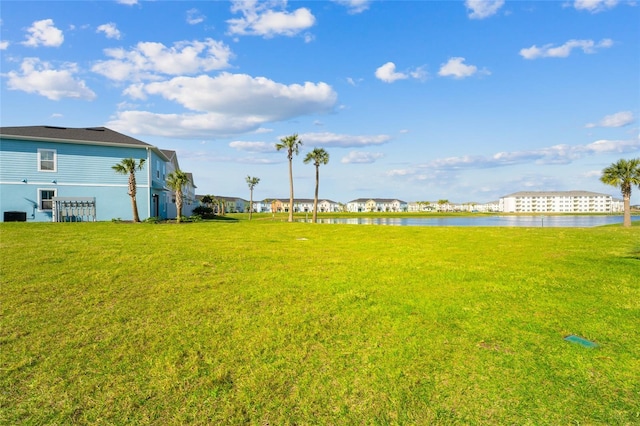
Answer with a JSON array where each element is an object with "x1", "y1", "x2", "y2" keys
[
  {"x1": 499, "y1": 191, "x2": 622, "y2": 213},
  {"x1": 257, "y1": 198, "x2": 342, "y2": 213},
  {"x1": 217, "y1": 196, "x2": 248, "y2": 213},
  {"x1": 346, "y1": 198, "x2": 407, "y2": 212}
]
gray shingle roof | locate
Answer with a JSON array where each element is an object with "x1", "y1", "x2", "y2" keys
[
  {"x1": 186, "y1": 172, "x2": 196, "y2": 188},
  {"x1": 161, "y1": 149, "x2": 177, "y2": 159},
  {"x1": 0, "y1": 126, "x2": 152, "y2": 147}
]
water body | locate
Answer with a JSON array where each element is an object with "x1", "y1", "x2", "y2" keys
[{"x1": 311, "y1": 215, "x2": 639, "y2": 227}]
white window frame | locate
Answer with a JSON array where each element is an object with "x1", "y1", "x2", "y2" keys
[
  {"x1": 38, "y1": 188, "x2": 57, "y2": 211},
  {"x1": 37, "y1": 148, "x2": 57, "y2": 172}
]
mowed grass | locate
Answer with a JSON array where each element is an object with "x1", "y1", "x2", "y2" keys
[{"x1": 1, "y1": 221, "x2": 639, "y2": 425}]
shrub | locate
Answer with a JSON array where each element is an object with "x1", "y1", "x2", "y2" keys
[{"x1": 193, "y1": 206, "x2": 213, "y2": 216}]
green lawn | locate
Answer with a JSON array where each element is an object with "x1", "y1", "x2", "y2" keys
[{"x1": 1, "y1": 221, "x2": 639, "y2": 424}]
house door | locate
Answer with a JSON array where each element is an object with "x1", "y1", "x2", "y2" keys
[{"x1": 152, "y1": 194, "x2": 159, "y2": 218}]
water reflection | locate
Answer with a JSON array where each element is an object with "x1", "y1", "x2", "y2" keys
[{"x1": 305, "y1": 215, "x2": 638, "y2": 227}]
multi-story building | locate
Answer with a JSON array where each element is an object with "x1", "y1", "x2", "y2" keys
[
  {"x1": 346, "y1": 198, "x2": 408, "y2": 212},
  {"x1": 161, "y1": 149, "x2": 198, "y2": 218},
  {"x1": 1, "y1": 126, "x2": 195, "y2": 222},
  {"x1": 499, "y1": 191, "x2": 622, "y2": 213}
]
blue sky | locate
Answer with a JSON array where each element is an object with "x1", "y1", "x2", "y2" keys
[{"x1": 1, "y1": 0, "x2": 639, "y2": 204}]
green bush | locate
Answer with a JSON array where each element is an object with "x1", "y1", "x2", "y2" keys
[{"x1": 193, "y1": 205, "x2": 213, "y2": 216}]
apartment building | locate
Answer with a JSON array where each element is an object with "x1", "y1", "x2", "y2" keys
[{"x1": 499, "y1": 191, "x2": 622, "y2": 213}]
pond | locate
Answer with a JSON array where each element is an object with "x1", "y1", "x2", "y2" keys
[{"x1": 306, "y1": 215, "x2": 639, "y2": 227}]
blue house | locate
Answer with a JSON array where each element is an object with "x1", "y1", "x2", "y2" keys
[{"x1": 0, "y1": 126, "x2": 171, "y2": 222}]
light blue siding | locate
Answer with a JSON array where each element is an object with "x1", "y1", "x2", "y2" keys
[
  {"x1": 0, "y1": 138, "x2": 149, "y2": 185},
  {"x1": 1, "y1": 137, "x2": 168, "y2": 222},
  {"x1": 147, "y1": 150, "x2": 169, "y2": 219},
  {"x1": 0, "y1": 183, "x2": 150, "y2": 222}
]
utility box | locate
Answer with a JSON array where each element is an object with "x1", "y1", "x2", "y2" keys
[
  {"x1": 52, "y1": 197, "x2": 97, "y2": 222},
  {"x1": 4, "y1": 211, "x2": 27, "y2": 222}
]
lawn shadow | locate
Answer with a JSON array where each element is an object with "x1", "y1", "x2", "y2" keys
[{"x1": 204, "y1": 215, "x2": 239, "y2": 222}]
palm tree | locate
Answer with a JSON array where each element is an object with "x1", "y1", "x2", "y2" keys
[
  {"x1": 275, "y1": 133, "x2": 303, "y2": 222},
  {"x1": 201, "y1": 194, "x2": 214, "y2": 208},
  {"x1": 303, "y1": 147, "x2": 330, "y2": 223},
  {"x1": 246, "y1": 176, "x2": 260, "y2": 220},
  {"x1": 166, "y1": 169, "x2": 191, "y2": 223},
  {"x1": 112, "y1": 158, "x2": 146, "y2": 222},
  {"x1": 600, "y1": 158, "x2": 640, "y2": 227}
]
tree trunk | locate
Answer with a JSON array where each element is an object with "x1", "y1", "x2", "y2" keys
[
  {"x1": 129, "y1": 173, "x2": 140, "y2": 222},
  {"x1": 313, "y1": 164, "x2": 319, "y2": 223},
  {"x1": 623, "y1": 194, "x2": 631, "y2": 227},
  {"x1": 130, "y1": 196, "x2": 140, "y2": 222},
  {"x1": 249, "y1": 189, "x2": 254, "y2": 220},
  {"x1": 176, "y1": 190, "x2": 183, "y2": 223},
  {"x1": 288, "y1": 157, "x2": 294, "y2": 222}
]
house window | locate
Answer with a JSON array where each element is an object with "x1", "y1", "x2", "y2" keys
[
  {"x1": 38, "y1": 149, "x2": 57, "y2": 172},
  {"x1": 39, "y1": 189, "x2": 56, "y2": 210}
]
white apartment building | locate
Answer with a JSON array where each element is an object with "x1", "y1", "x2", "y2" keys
[
  {"x1": 499, "y1": 191, "x2": 622, "y2": 213},
  {"x1": 347, "y1": 198, "x2": 408, "y2": 212}
]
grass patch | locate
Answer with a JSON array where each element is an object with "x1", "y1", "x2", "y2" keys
[{"x1": 1, "y1": 221, "x2": 639, "y2": 424}]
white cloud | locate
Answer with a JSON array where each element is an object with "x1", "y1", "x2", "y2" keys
[
  {"x1": 341, "y1": 151, "x2": 384, "y2": 164},
  {"x1": 92, "y1": 38, "x2": 233, "y2": 81},
  {"x1": 229, "y1": 141, "x2": 275, "y2": 153},
  {"x1": 582, "y1": 170, "x2": 604, "y2": 178},
  {"x1": 186, "y1": 8, "x2": 205, "y2": 25},
  {"x1": 0, "y1": 40, "x2": 9, "y2": 50},
  {"x1": 299, "y1": 132, "x2": 391, "y2": 147},
  {"x1": 140, "y1": 72, "x2": 336, "y2": 116},
  {"x1": 375, "y1": 62, "x2": 407, "y2": 83},
  {"x1": 419, "y1": 139, "x2": 640, "y2": 170},
  {"x1": 22, "y1": 19, "x2": 64, "y2": 47},
  {"x1": 122, "y1": 83, "x2": 146, "y2": 100},
  {"x1": 386, "y1": 139, "x2": 640, "y2": 191},
  {"x1": 6, "y1": 58, "x2": 96, "y2": 101},
  {"x1": 97, "y1": 23, "x2": 121, "y2": 40},
  {"x1": 410, "y1": 66, "x2": 429, "y2": 81},
  {"x1": 106, "y1": 110, "x2": 265, "y2": 139},
  {"x1": 520, "y1": 38, "x2": 613, "y2": 59},
  {"x1": 117, "y1": 0, "x2": 138, "y2": 5},
  {"x1": 106, "y1": 73, "x2": 337, "y2": 138},
  {"x1": 438, "y1": 57, "x2": 486, "y2": 79},
  {"x1": 585, "y1": 139, "x2": 640, "y2": 153},
  {"x1": 574, "y1": 0, "x2": 619, "y2": 13},
  {"x1": 585, "y1": 111, "x2": 634, "y2": 128},
  {"x1": 332, "y1": 0, "x2": 372, "y2": 14},
  {"x1": 227, "y1": 0, "x2": 316, "y2": 38},
  {"x1": 465, "y1": 0, "x2": 505, "y2": 19},
  {"x1": 386, "y1": 169, "x2": 410, "y2": 177},
  {"x1": 254, "y1": 127, "x2": 274, "y2": 134},
  {"x1": 375, "y1": 62, "x2": 427, "y2": 83}
]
